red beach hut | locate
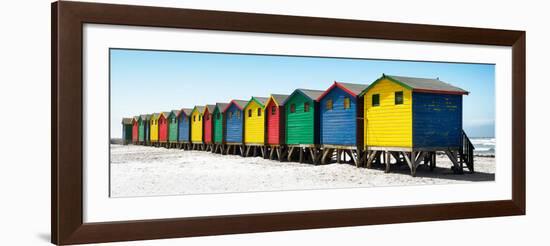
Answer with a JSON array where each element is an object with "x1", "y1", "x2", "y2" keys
[
  {"x1": 203, "y1": 105, "x2": 215, "y2": 147},
  {"x1": 158, "y1": 111, "x2": 170, "y2": 145},
  {"x1": 132, "y1": 116, "x2": 139, "y2": 144},
  {"x1": 264, "y1": 94, "x2": 289, "y2": 161}
]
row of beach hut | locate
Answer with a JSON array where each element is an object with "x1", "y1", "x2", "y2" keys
[{"x1": 121, "y1": 74, "x2": 475, "y2": 176}]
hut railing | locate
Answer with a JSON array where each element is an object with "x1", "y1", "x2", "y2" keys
[{"x1": 461, "y1": 130, "x2": 475, "y2": 172}]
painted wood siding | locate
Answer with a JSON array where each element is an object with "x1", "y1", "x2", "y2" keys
[
  {"x1": 266, "y1": 100, "x2": 280, "y2": 145},
  {"x1": 225, "y1": 104, "x2": 243, "y2": 143},
  {"x1": 244, "y1": 100, "x2": 265, "y2": 144},
  {"x1": 412, "y1": 92, "x2": 462, "y2": 148},
  {"x1": 285, "y1": 95, "x2": 316, "y2": 145},
  {"x1": 168, "y1": 116, "x2": 178, "y2": 142},
  {"x1": 138, "y1": 120, "x2": 144, "y2": 142},
  {"x1": 204, "y1": 112, "x2": 213, "y2": 143},
  {"x1": 364, "y1": 78, "x2": 412, "y2": 148},
  {"x1": 150, "y1": 116, "x2": 159, "y2": 142},
  {"x1": 177, "y1": 114, "x2": 190, "y2": 142},
  {"x1": 132, "y1": 122, "x2": 139, "y2": 142},
  {"x1": 123, "y1": 125, "x2": 132, "y2": 141},
  {"x1": 144, "y1": 121, "x2": 150, "y2": 143},
  {"x1": 213, "y1": 109, "x2": 223, "y2": 143},
  {"x1": 158, "y1": 115, "x2": 168, "y2": 142},
  {"x1": 191, "y1": 111, "x2": 203, "y2": 143},
  {"x1": 320, "y1": 87, "x2": 357, "y2": 146}
]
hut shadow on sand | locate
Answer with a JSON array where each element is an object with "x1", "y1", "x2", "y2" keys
[{"x1": 348, "y1": 162, "x2": 495, "y2": 182}]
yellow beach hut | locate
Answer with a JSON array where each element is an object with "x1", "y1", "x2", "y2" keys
[
  {"x1": 360, "y1": 74, "x2": 472, "y2": 176},
  {"x1": 243, "y1": 97, "x2": 268, "y2": 157},
  {"x1": 191, "y1": 106, "x2": 205, "y2": 150},
  {"x1": 149, "y1": 113, "x2": 160, "y2": 146}
]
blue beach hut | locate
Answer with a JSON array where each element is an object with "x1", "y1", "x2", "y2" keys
[
  {"x1": 223, "y1": 100, "x2": 248, "y2": 145},
  {"x1": 177, "y1": 108, "x2": 192, "y2": 145}
]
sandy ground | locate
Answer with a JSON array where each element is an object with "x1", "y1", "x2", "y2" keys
[{"x1": 110, "y1": 144, "x2": 495, "y2": 197}]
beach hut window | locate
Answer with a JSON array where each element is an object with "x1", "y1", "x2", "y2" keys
[
  {"x1": 304, "y1": 102, "x2": 310, "y2": 112},
  {"x1": 199, "y1": 115, "x2": 202, "y2": 121},
  {"x1": 290, "y1": 104, "x2": 296, "y2": 113},
  {"x1": 248, "y1": 109, "x2": 252, "y2": 117},
  {"x1": 228, "y1": 112, "x2": 232, "y2": 119},
  {"x1": 395, "y1": 91, "x2": 404, "y2": 105},
  {"x1": 326, "y1": 99, "x2": 333, "y2": 110},
  {"x1": 236, "y1": 111, "x2": 241, "y2": 119},
  {"x1": 344, "y1": 97, "x2": 350, "y2": 109},
  {"x1": 372, "y1": 94, "x2": 380, "y2": 107},
  {"x1": 193, "y1": 116, "x2": 196, "y2": 122},
  {"x1": 217, "y1": 113, "x2": 220, "y2": 119},
  {"x1": 257, "y1": 108, "x2": 261, "y2": 116}
]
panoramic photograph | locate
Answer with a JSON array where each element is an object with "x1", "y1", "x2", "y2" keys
[{"x1": 110, "y1": 48, "x2": 495, "y2": 198}]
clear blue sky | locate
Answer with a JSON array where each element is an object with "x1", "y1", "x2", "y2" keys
[{"x1": 111, "y1": 49, "x2": 495, "y2": 138}]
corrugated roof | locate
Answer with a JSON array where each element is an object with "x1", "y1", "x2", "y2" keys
[
  {"x1": 283, "y1": 89, "x2": 325, "y2": 105},
  {"x1": 318, "y1": 82, "x2": 369, "y2": 100},
  {"x1": 181, "y1": 108, "x2": 193, "y2": 116},
  {"x1": 337, "y1": 82, "x2": 369, "y2": 95},
  {"x1": 297, "y1": 89, "x2": 325, "y2": 101},
  {"x1": 205, "y1": 104, "x2": 216, "y2": 113},
  {"x1": 270, "y1": 94, "x2": 289, "y2": 105},
  {"x1": 193, "y1": 106, "x2": 205, "y2": 114},
  {"x1": 386, "y1": 75, "x2": 468, "y2": 95},
  {"x1": 252, "y1": 97, "x2": 269, "y2": 106},
  {"x1": 244, "y1": 97, "x2": 269, "y2": 109},
  {"x1": 232, "y1": 100, "x2": 249, "y2": 108},
  {"x1": 223, "y1": 100, "x2": 248, "y2": 112},
  {"x1": 215, "y1": 102, "x2": 229, "y2": 111},
  {"x1": 122, "y1": 117, "x2": 133, "y2": 125}
]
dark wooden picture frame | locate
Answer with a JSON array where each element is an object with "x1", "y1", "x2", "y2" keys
[{"x1": 52, "y1": 1, "x2": 525, "y2": 245}]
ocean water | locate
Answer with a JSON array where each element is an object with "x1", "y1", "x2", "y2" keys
[{"x1": 470, "y1": 138, "x2": 495, "y2": 156}]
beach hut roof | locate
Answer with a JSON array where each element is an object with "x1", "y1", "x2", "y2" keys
[
  {"x1": 360, "y1": 74, "x2": 469, "y2": 96},
  {"x1": 204, "y1": 104, "x2": 216, "y2": 114},
  {"x1": 145, "y1": 114, "x2": 152, "y2": 120},
  {"x1": 270, "y1": 94, "x2": 290, "y2": 105},
  {"x1": 178, "y1": 108, "x2": 193, "y2": 117},
  {"x1": 244, "y1": 96, "x2": 269, "y2": 109},
  {"x1": 283, "y1": 89, "x2": 324, "y2": 104},
  {"x1": 317, "y1": 82, "x2": 369, "y2": 100},
  {"x1": 165, "y1": 110, "x2": 178, "y2": 118},
  {"x1": 160, "y1": 111, "x2": 171, "y2": 118},
  {"x1": 223, "y1": 99, "x2": 248, "y2": 112},
  {"x1": 121, "y1": 117, "x2": 133, "y2": 125},
  {"x1": 266, "y1": 94, "x2": 290, "y2": 107},
  {"x1": 214, "y1": 102, "x2": 229, "y2": 112},
  {"x1": 192, "y1": 106, "x2": 206, "y2": 114}
]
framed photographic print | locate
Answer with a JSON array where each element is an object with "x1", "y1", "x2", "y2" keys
[{"x1": 52, "y1": 1, "x2": 525, "y2": 245}]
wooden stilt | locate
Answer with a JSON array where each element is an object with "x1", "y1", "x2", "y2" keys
[
  {"x1": 287, "y1": 147, "x2": 295, "y2": 162},
  {"x1": 366, "y1": 150, "x2": 377, "y2": 169},
  {"x1": 410, "y1": 151, "x2": 418, "y2": 177},
  {"x1": 351, "y1": 149, "x2": 358, "y2": 167},
  {"x1": 384, "y1": 151, "x2": 391, "y2": 173},
  {"x1": 431, "y1": 152, "x2": 436, "y2": 170}
]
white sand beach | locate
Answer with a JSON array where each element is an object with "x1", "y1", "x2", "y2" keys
[{"x1": 110, "y1": 144, "x2": 495, "y2": 197}]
